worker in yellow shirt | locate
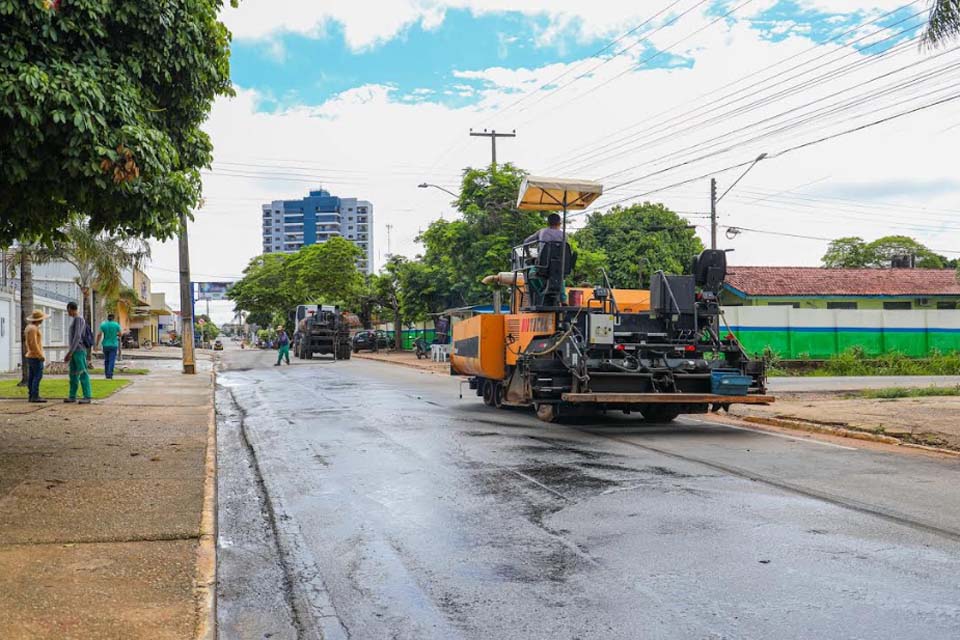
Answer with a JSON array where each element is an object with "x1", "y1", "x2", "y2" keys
[{"x1": 24, "y1": 309, "x2": 49, "y2": 403}]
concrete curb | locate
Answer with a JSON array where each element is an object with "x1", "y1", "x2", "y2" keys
[
  {"x1": 737, "y1": 415, "x2": 960, "y2": 457},
  {"x1": 194, "y1": 369, "x2": 218, "y2": 640},
  {"x1": 353, "y1": 352, "x2": 447, "y2": 375}
]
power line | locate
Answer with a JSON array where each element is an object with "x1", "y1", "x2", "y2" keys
[
  {"x1": 518, "y1": 0, "x2": 759, "y2": 126},
  {"x1": 590, "y1": 88, "x2": 960, "y2": 209},
  {"x1": 564, "y1": 18, "x2": 929, "y2": 177},
  {"x1": 544, "y1": 2, "x2": 925, "y2": 174},
  {"x1": 479, "y1": 0, "x2": 688, "y2": 123}
]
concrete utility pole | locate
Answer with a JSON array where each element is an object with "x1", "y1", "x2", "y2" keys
[
  {"x1": 709, "y1": 178, "x2": 718, "y2": 251},
  {"x1": 711, "y1": 153, "x2": 767, "y2": 251},
  {"x1": 178, "y1": 212, "x2": 196, "y2": 375},
  {"x1": 469, "y1": 129, "x2": 516, "y2": 167}
]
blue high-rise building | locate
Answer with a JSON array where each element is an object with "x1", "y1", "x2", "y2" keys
[{"x1": 261, "y1": 189, "x2": 374, "y2": 273}]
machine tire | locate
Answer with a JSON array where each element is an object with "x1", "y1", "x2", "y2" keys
[
  {"x1": 481, "y1": 379, "x2": 496, "y2": 406},
  {"x1": 493, "y1": 383, "x2": 504, "y2": 409},
  {"x1": 640, "y1": 406, "x2": 681, "y2": 423},
  {"x1": 535, "y1": 403, "x2": 558, "y2": 423}
]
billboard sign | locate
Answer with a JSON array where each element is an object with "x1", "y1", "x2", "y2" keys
[{"x1": 195, "y1": 282, "x2": 233, "y2": 301}]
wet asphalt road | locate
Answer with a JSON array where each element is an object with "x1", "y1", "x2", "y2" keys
[{"x1": 216, "y1": 348, "x2": 960, "y2": 640}]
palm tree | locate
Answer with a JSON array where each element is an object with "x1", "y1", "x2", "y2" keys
[
  {"x1": 49, "y1": 219, "x2": 150, "y2": 330},
  {"x1": 924, "y1": 0, "x2": 960, "y2": 47}
]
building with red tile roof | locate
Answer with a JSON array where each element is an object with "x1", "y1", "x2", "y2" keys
[{"x1": 721, "y1": 266, "x2": 960, "y2": 310}]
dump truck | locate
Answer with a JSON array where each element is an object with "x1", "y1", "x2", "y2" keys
[
  {"x1": 450, "y1": 176, "x2": 773, "y2": 423},
  {"x1": 292, "y1": 304, "x2": 355, "y2": 361}
]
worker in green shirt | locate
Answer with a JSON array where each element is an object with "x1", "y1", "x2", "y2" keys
[{"x1": 97, "y1": 313, "x2": 122, "y2": 379}]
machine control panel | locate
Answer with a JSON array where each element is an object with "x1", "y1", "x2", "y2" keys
[{"x1": 588, "y1": 314, "x2": 615, "y2": 344}]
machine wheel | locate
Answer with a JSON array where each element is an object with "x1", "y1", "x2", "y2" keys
[
  {"x1": 640, "y1": 406, "x2": 681, "y2": 423},
  {"x1": 493, "y1": 383, "x2": 504, "y2": 409},
  {"x1": 535, "y1": 403, "x2": 558, "y2": 423},
  {"x1": 481, "y1": 380, "x2": 495, "y2": 406}
]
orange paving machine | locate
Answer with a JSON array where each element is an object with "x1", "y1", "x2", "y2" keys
[{"x1": 451, "y1": 176, "x2": 774, "y2": 422}]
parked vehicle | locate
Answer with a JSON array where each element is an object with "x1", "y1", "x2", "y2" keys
[
  {"x1": 213, "y1": 339, "x2": 223, "y2": 351},
  {"x1": 352, "y1": 330, "x2": 390, "y2": 353},
  {"x1": 414, "y1": 337, "x2": 429, "y2": 360}
]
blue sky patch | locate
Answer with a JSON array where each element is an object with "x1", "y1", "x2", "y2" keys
[{"x1": 229, "y1": 2, "x2": 914, "y2": 113}]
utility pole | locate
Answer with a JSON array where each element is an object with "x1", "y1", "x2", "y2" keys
[
  {"x1": 178, "y1": 212, "x2": 196, "y2": 375},
  {"x1": 385, "y1": 223, "x2": 393, "y2": 258},
  {"x1": 709, "y1": 178, "x2": 718, "y2": 251},
  {"x1": 469, "y1": 129, "x2": 516, "y2": 167}
]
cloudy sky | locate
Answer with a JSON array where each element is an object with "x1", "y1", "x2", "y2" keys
[{"x1": 145, "y1": 0, "x2": 960, "y2": 322}]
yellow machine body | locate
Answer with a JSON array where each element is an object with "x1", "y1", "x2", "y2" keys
[{"x1": 451, "y1": 314, "x2": 506, "y2": 380}]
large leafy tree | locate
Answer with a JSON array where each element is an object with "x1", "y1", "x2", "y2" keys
[
  {"x1": 573, "y1": 203, "x2": 703, "y2": 288},
  {"x1": 0, "y1": 0, "x2": 235, "y2": 244},
  {"x1": 229, "y1": 240, "x2": 365, "y2": 328},
  {"x1": 821, "y1": 235, "x2": 948, "y2": 268},
  {"x1": 287, "y1": 237, "x2": 364, "y2": 305},
  {"x1": 418, "y1": 164, "x2": 548, "y2": 306},
  {"x1": 924, "y1": 0, "x2": 960, "y2": 47}
]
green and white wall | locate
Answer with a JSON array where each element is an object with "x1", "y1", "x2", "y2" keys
[{"x1": 723, "y1": 306, "x2": 960, "y2": 358}]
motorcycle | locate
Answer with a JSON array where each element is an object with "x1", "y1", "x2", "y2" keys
[{"x1": 413, "y1": 337, "x2": 429, "y2": 360}]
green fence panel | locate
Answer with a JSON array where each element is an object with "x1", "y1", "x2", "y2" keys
[
  {"x1": 788, "y1": 330, "x2": 837, "y2": 359},
  {"x1": 836, "y1": 330, "x2": 884, "y2": 357},
  {"x1": 734, "y1": 330, "x2": 791, "y2": 358}
]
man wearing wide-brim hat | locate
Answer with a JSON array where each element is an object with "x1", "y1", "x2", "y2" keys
[{"x1": 24, "y1": 309, "x2": 49, "y2": 403}]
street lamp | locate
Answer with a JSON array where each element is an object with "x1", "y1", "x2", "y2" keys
[
  {"x1": 418, "y1": 182, "x2": 459, "y2": 198},
  {"x1": 710, "y1": 152, "x2": 767, "y2": 250}
]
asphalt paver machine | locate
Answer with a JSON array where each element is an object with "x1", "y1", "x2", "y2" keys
[{"x1": 450, "y1": 176, "x2": 774, "y2": 422}]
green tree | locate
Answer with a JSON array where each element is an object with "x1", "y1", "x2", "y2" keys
[
  {"x1": 573, "y1": 203, "x2": 703, "y2": 288},
  {"x1": 821, "y1": 237, "x2": 871, "y2": 268},
  {"x1": 227, "y1": 253, "x2": 301, "y2": 326},
  {"x1": 287, "y1": 236, "x2": 363, "y2": 305},
  {"x1": 373, "y1": 256, "x2": 406, "y2": 350},
  {"x1": 418, "y1": 164, "x2": 546, "y2": 306},
  {"x1": 822, "y1": 235, "x2": 947, "y2": 268},
  {"x1": 195, "y1": 314, "x2": 219, "y2": 342},
  {"x1": 0, "y1": 0, "x2": 235, "y2": 245},
  {"x1": 924, "y1": 0, "x2": 960, "y2": 47},
  {"x1": 868, "y1": 235, "x2": 945, "y2": 269}
]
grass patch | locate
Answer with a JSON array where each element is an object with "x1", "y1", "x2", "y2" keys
[
  {"x1": 765, "y1": 347, "x2": 960, "y2": 377},
  {"x1": 0, "y1": 378, "x2": 131, "y2": 399},
  {"x1": 858, "y1": 386, "x2": 960, "y2": 399}
]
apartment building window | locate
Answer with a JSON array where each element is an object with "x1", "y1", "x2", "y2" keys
[
  {"x1": 827, "y1": 302, "x2": 857, "y2": 310},
  {"x1": 357, "y1": 206, "x2": 367, "y2": 214},
  {"x1": 883, "y1": 301, "x2": 912, "y2": 310}
]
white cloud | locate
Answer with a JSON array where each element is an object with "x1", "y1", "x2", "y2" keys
[
  {"x1": 221, "y1": 1, "x2": 912, "y2": 52},
  {"x1": 150, "y1": 3, "x2": 960, "y2": 321}
]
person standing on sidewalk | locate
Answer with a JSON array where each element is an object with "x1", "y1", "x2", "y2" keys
[
  {"x1": 24, "y1": 309, "x2": 49, "y2": 403},
  {"x1": 64, "y1": 301, "x2": 93, "y2": 404},
  {"x1": 274, "y1": 326, "x2": 291, "y2": 366},
  {"x1": 97, "y1": 313, "x2": 122, "y2": 379}
]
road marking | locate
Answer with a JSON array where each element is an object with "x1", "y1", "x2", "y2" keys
[{"x1": 680, "y1": 417, "x2": 858, "y2": 450}]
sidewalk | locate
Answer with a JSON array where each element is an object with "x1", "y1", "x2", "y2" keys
[
  {"x1": 353, "y1": 349, "x2": 451, "y2": 375},
  {"x1": 0, "y1": 358, "x2": 215, "y2": 639}
]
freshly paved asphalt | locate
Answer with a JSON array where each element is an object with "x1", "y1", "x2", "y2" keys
[{"x1": 217, "y1": 347, "x2": 960, "y2": 640}]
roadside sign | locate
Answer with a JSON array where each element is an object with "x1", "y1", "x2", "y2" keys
[{"x1": 195, "y1": 282, "x2": 232, "y2": 301}]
